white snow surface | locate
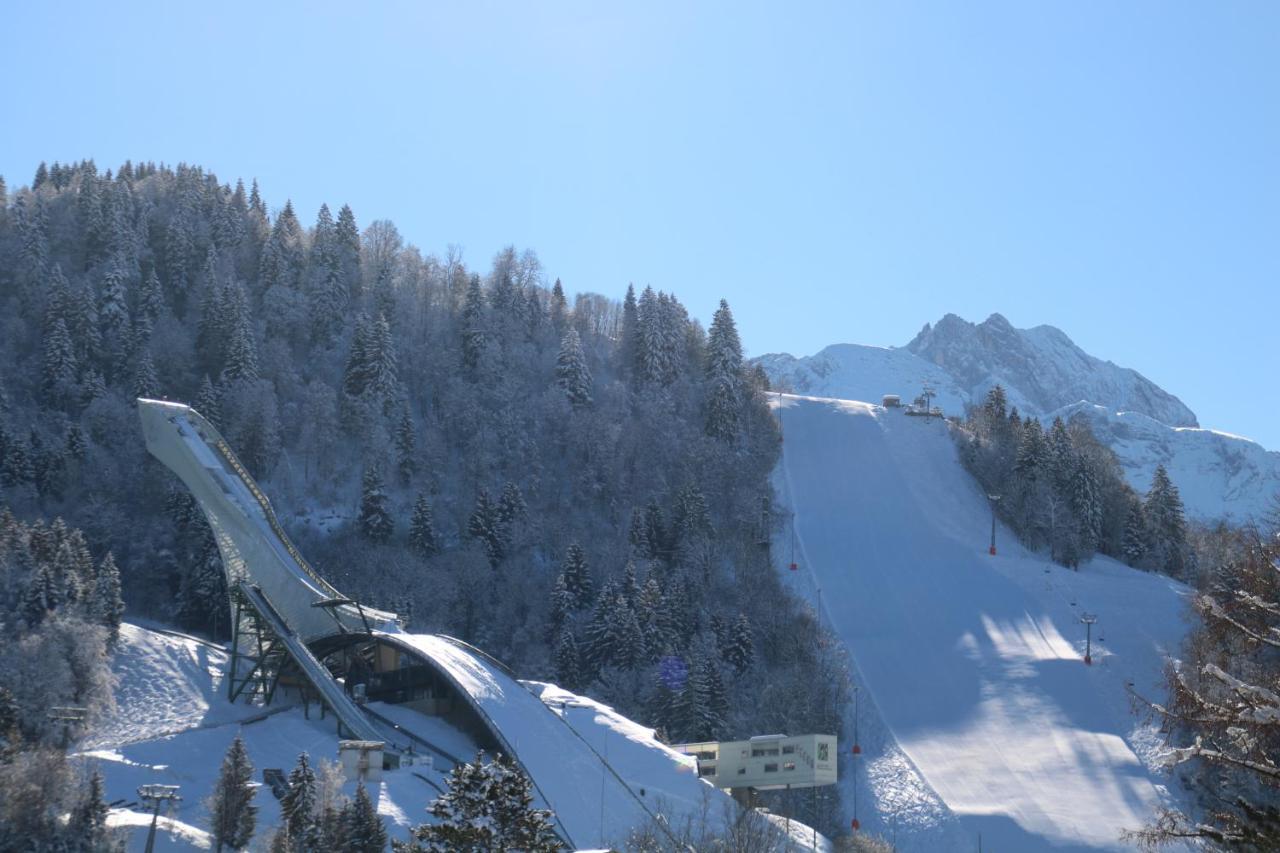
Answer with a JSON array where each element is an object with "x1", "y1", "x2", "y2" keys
[
  {"x1": 80, "y1": 623, "x2": 818, "y2": 852},
  {"x1": 773, "y1": 394, "x2": 1193, "y2": 851}
]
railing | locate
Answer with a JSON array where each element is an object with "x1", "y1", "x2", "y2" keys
[{"x1": 210, "y1": 436, "x2": 337, "y2": 595}]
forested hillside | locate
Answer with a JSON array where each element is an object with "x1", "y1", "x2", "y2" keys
[{"x1": 0, "y1": 161, "x2": 847, "y2": 780}]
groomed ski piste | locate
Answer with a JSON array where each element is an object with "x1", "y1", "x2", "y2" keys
[
  {"x1": 773, "y1": 394, "x2": 1193, "y2": 852},
  {"x1": 95, "y1": 399, "x2": 831, "y2": 851}
]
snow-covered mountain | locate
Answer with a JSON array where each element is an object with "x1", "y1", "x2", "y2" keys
[
  {"x1": 1051, "y1": 403, "x2": 1280, "y2": 524},
  {"x1": 906, "y1": 313, "x2": 1198, "y2": 428},
  {"x1": 757, "y1": 313, "x2": 1279, "y2": 523}
]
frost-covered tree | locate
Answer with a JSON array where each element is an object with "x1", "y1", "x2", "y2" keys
[
  {"x1": 725, "y1": 613, "x2": 755, "y2": 675},
  {"x1": 91, "y1": 553, "x2": 125, "y2": 645},
  {"x1": 408, "y1": 493, "x2": 439, "y2": 559},
  {"x1": 1129, "y1": 529, "x2": 1280, "y2": 848},
  {"x1": 554, "y1": 328, "x2": 592, "y2": 409},
  {"x1": 395, "y1": 753, "x2": 561, "y2": 852},
  {"x1": 280, "y1": 753, "x2": 319, "y2": 847},
  {"x1": 1145, "y1": 465, "x2": 1190, "y2": 578},
  {"x1": 558, "y1": 544, "x2": 593, "y2": 611},
  {"x1": 553, "y1": 626, "x2": 581, "y2": 691},
  {"x1": 358, "y1": 466, "x2": 393, "y2": 543},
  {"x1": 341, "y1": 783, "x2": 387, "y2": 853},
  {"x1": 209, "y1": 735, "x2": 257, "y2": 852},
  {"x1": 41, "y1": 318, "x2": 78, "y2": 405},
  {"x1": 394, "y1": 410, "x2": 416, "y2": 486}
]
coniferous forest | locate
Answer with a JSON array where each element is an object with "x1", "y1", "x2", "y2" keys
[{"x1": 0, "y1": 160, "x2": 848, "y2": 829}]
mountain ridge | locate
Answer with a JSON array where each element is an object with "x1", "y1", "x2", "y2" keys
[{"x1": 756, "y1": 313, "x2": 1277, "y2": 522}]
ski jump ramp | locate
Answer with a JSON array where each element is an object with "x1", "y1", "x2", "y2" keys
[{"x1": 137, "y1": 399, "x2": 725, "y2": 848}]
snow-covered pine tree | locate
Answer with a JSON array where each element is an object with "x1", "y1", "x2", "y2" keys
[
  {"x1": 620, "y1": 283, "x2": 639, "y2": 380},
  {"x1": 281, "y1": 753, "x2": 319, "y2": 847},
  {"x1": 343, "y1": 313, "x2": 373, "y2": 397},
  {"x1": 559, "y1": 544, "x2": 593, "y2": 611},
  {"x1": 67, "y1": 768, "x2": 115, "y2": 851},
  {"x1": 358, "y1": 465, "x2": 394, "y2": 543},
  {"x1": 408, "y1": 493, "x2": 439, "y2": 558},
  {"x1": 1144, "y1": 464, "x2": 1189, "y2": 578},
  {"x1": 1069, "y1": 457, "x2": 1102, "y2": 559},
  {"x1": 41, "y1": 318, "x2": 78, "y2": 406},
  {"x1": 1122, "y1": 499, "x2": 1148, "y2": 566},
  {"x1": 554, "y1": 328, "x2": 593, "y2": 409},
  {"x1": 546, "y1": 574, "x2": 574, "y2": 642},
  {"x1": 340, "y1": 783, "x2": 387, "y2": 853},
  {"x1": 221, "y1": 286, "x2": 259, "y2": 383},
  {"x1": 394, "y1": 409, "x2": 416, "y2": 486},
  {"x1": 398, "y1": 753, "x2": 560, "y2": 852},
  {"x1": 549, "y1": 278, "x2": 568, "y2": 333},
  {"x1": 704, "y1": 299, "x2": 744, "y2": 441},
  {"x1": 553, "y1": 626, "x2": 581, "y2": 690},
  {"x1": 461, "y1": 274, "x2": 487, "y2": 375},
  {"x1": 497, "y1": 482, "x2": 527, "y2": 529},
  {"x1": 209, "y1": 734, "x2": 257, "y2": 852},
  {"x1": 726, "y1": 612, "x2": 755, "y2": 675},
  {"x1": 365, "y1": 314, "x2": 399, "y2": 409},
  {"x1": 195, "y1": 375, "x2": 223, "y2": 426},
  {"x1": 139, "y1": 269, "x2": 165, "y2": 323},
  {"x1": 132, "y1": 345, "x2": 159, "y2": 401},
  {"x1": 91, "y1": 553, "x2": 125, "y2": 646},
  {"x1": 696, "y1": 657, "x2": 728, "y2": 740}
]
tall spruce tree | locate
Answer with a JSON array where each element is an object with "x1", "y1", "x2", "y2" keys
[
  {"x1": 358, "y1": 466, "x2": 393, "y2": 543},
  {"x1": 281, "y1": 753, "x2": 319, "y2": 848},
  {"x1": 210, "y1": 735, "x2": 257, "y2": 852},
  {"x1": 341, "y1": 783, "x2": 387, "y2": 853},
  {"x1": 554, "y1": 328, "x2": 593, "y2": 409},
  {"x1": 408, "y1": 493, "x2": 439, "y2": 559},
  {"x1": 397, "y1": 753, "x2": 561, "y2": 853}
]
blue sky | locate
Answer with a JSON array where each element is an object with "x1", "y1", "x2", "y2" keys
[{"x1": 2, "y1": 1, "x2": 1277, "y2": 446}]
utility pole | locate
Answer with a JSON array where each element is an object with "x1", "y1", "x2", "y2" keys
[
  {"x1": 922, "y1": 384, "x2": 936, "y2": 419},
  {"x1": 851, "y1": 685, "x2": 861, "y2": 831},
  {"x1": 137, "y1": 784, "x2": 181, "y2": 853},
  {"x1": 987, "y1": 495, "x2": 1001, "y2": 556},
  {"x1": 1080, "y1": 613, "x2": 1098, "y2": 665}
]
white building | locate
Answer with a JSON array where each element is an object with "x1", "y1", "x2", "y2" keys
[
  {"x1": 338, "y1": 740, "x2": 385, "y2": 783},
  {"x1": 673, "y1": 734, "x2": 837, "y2": 791}
]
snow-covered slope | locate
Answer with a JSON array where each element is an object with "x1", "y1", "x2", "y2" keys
[
  {"x1": 756, "y1": 344, "x2": 967, "y2": 413},
  {"x1": 76, "y1": 623, "x2": 825, "y2": 851},
  {"x1": 774, "y1": 394, "x2": 1192, "y2": 852},
  {"x1": 757, "y1": 314, "x2": 1278, "y2": 521},
  {"x1": 906, "y1": 313, "x2": 1198, "y2": 428}
]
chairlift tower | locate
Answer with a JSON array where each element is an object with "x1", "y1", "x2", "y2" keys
[
  {"x1": 1080, "y1": 613, "x2": 1098, "y2": 665},
  {"x1": 137, "y1": 784, "x2": 181, "y2": 853}
]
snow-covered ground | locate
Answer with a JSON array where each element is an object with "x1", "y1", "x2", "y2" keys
[
  {"x1": 76, "y1": 622, "x2": 829, "y2": 851},
  {"x1": 773, "y1": 394, "x2": 1193, "y2": 852}
]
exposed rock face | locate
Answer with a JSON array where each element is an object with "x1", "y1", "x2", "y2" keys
[{"x1": 905, "y1": 313, "x2": 1199, "y2": 427}]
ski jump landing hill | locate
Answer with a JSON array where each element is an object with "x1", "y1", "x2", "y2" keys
[
  {"x1": 136, "y1": 399, "x2": 734, "y2": 850},
  {"x1": 774, "y1": 394, "x2": 1193, "y2": 852}
]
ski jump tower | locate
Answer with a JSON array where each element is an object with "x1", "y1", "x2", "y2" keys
[
  {"x1": 137, "y1": 399, "x2": 399, "y2": 721},
  {"x1": 138, "y1": 398, "x2": 745, "y2": 849}
]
